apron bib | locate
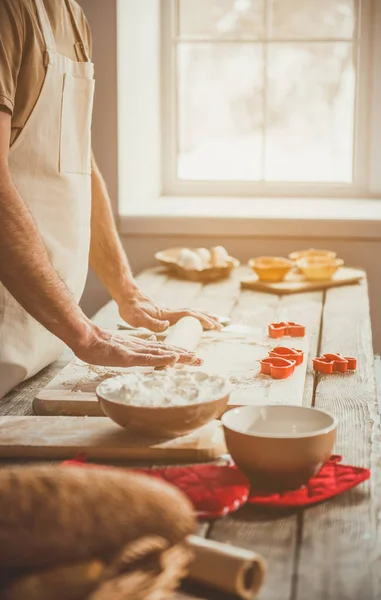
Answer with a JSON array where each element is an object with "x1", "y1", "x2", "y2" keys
[{"x1": 0, "y1": 0, "x2": 95, "y2": 398}]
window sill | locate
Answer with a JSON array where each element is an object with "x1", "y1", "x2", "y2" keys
[{"x1": 118, "y1": 196, "x2": 381, "y2": 240}]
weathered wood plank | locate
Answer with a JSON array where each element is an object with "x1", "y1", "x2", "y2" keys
[
  {"x1": 296, "y1": 282, "x2": 381, "y2": 600},
  {"x1": 205, "y1": 292, "x2": 322, "y2": 600},
  {"x1": 208, "y1": 508, "x2": 299, "y2": 600},
  {"x1": 276, "y1": 292, "x2": 323, "y2": 408}
]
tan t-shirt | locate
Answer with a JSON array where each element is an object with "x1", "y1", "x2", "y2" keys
[{"x1": 0, "y1": 0, "x2": 92, "y2": 145}]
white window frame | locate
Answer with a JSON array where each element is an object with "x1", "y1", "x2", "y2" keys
[
  {"x1": 116, "y1": 0, "x2": 381, "y2": 219},
  {"x1": 161, "y1": 0, "x2": 378, "y2": 199}
]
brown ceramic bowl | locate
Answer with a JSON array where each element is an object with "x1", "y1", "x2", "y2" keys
[
  {"x1": 222, "y1": 405, "x2": 337, "y2": 492},
  {"x1": 248, "y1": 257, "x2": 294, "y2": 282},
  {"x1": 96, "y1": 373, "x2": 231, "y2": 439}
]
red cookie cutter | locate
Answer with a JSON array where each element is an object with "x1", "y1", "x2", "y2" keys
[
  {"x1": 268, "y1": 322, "x2": 306, "y2": 339},
  {"x1": 260, "y1": 356, "x2": 296, "y2": 379},
  {"x1": 313, "y1": 353, "x2": 357, "y2": 374},
  {"x1": 269, "y1": 346, "x2": 304, "y2": 366}
]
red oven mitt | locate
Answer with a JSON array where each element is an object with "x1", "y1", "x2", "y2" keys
[
  {"x1": 247, "y1": 455, "x2": 370, "y2": 508},
  {"x1": 63, "y1": 455, "x2": 369, "y2": 516},
  {"x1": 62, "y1": 459, "x2": 250, "y2": 520},
  {"x1": 135, "y1": 465, "x2": 250, "y2": 519}
]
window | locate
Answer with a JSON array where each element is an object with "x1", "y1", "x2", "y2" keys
[{"x1": 161, "y1": 0, "x2": 377, "y2": 197}]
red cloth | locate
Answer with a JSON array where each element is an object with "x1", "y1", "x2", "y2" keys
[
  {"x1": 136, "y1": 465, "x2": 250, "y2": 519},
  {"x1": 62, "y1": 459, "x2": 250, "y2": 519},
  {"x1": 247, "y1": 455, "x2": 370, "y2": 508},
  {"x1": 62, "y1": 455, "x2": 369, "y2": 518}
]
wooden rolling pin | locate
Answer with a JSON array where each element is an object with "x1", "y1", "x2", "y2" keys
[
  {"x1": 0, "y1": 538, "x2": 266, "y2": 600},
  {"x1": 187, "y1": 536, "x2": 266, "y2": 599},
  {"x1": 164, "y1": 316, "x2": 204, "y2": 352}
]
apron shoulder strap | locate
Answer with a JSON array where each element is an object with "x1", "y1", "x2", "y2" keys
[
  {"x1": 64, "y1": 0, "x2": 91, "y2": 62},
  {"x1": 34, "y1": 0, "x2": 57, "y2": 54}
]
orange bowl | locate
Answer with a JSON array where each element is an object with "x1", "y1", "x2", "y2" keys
[
  {"x1": 249, "y1": 256, "x2": 294, "y2": 282},
  {"x1": 297, "y1": 257, "x2": 344, "y2": 280}
]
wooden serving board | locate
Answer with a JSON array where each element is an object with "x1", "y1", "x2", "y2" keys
[
  {"x1": 0, "y1": 416, "x2": 226, "y2": 462},
  {"x1": 34, "y1": 334, "x2": 309, "y2": 416},
  {"x1": 240, "y1": 266, "x2": 365, "y2": 295},
  {"x1": 33, "y1": 361, "x2": 152, "y2": 416}
]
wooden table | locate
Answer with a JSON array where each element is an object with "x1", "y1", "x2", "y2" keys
[{"x1": 1, "y1": 267, "x2": 380, "y2": 600}]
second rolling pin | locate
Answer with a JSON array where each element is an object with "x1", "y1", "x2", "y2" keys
[{"x1": 187, "y1": 535, "x2": 266, "y2": 599}]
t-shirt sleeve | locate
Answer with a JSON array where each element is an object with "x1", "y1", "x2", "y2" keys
[{"x1": 0, "y1": 0, "x2": 25, "y2": 115}]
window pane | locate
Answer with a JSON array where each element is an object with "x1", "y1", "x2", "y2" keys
[
  {"x1": 178, "y1": 0, "x2": 264, "y2": 39},
  {"x1": 177, "y1": 43, "x2": 264, "y2": 181},
  {"x1": 265, "y1": 42, "x2": 355, "y2": 182},
  {"x1": 269, "y1": 0, "x2": 356, "y2": 40}
]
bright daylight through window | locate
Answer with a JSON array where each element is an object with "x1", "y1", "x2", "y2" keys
[{"x1": 162, "y1": 0, "x2": 371, "y2": 195}]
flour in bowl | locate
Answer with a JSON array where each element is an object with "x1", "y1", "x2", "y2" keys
[{"x1": 98, "y1": 371, "x2": 229, "y2": 407}]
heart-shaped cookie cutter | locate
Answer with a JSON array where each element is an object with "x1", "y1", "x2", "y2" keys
[
  {"x1": 269, "y1": 346, "x2": 304, "y2": 366},
  {"x1": 268, "y1": 322, "x2": 306, "y2": 339},
  {"x1": 260, "y1": 356, "x2": 296, "y2": 379},
  {"x1": 313, "y1": 353, "x2": 357, "y2": 374}
]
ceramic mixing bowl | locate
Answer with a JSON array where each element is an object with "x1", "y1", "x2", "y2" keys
[
  {"x1": 222, "y1": 405, "x2": 337, "y2": 491},
  {"x1": 96, "y1": 372, "x2": 231, "y2": 439}
]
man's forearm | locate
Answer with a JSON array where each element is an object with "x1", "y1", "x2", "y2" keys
[
  {"x1": 89, "y1": 155, "x2": 136, "y2": 302},
  {"x1": 0, "y1": 169, "x2": 92, "y2": 350}
]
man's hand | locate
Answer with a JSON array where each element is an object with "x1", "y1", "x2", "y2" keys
[
  {"x1": 117, "y1": 286, "x2": 222, "y2": 333},
  {"x1": 72, "y1": 325, "x2": 203, "y2": 368}
]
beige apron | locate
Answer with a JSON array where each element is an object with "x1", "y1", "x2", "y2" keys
[{"x1": 0, "y1": 0, "x2": 95, "y2": 398}]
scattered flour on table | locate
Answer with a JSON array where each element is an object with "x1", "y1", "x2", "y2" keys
[{"x1": 98, "y1": 371, "x2": 229, "y2": 407}]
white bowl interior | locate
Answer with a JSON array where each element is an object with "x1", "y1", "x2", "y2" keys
[{"x1": 222, "y1": 405, "x2": 336, "y2": 438}]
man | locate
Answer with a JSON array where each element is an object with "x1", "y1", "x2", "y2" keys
[{"x1": 0, "y1": 0, "x2": 219, "y2": 399}]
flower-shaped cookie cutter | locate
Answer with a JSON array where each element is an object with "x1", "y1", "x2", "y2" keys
[
  {"x1": 268, "y1": 321, "x2": 306, "y2": 339},
  {"x1": 269, "y1": 346, "x2": 304, "y2": 366},
  {"x1": 313, "y1": 353, "x2": 357, "y2": 374},
  {"x1": 260, "y1": 356, "x2": 296, "y2": 379}
]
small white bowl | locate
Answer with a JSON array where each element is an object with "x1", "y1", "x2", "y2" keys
[{"x1": 222, "y1": 405, "x2": 337, "y2": 491}]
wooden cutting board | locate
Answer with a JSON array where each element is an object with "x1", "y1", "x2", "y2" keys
[
  {"x1": 34, "y1": 361, "x2": 128, "y2": 416},
  {"x1": 33, "y1": 336, "x2": 309, "y2": 416},
  {"x1": 240, "y1": 266, "x2": 365, "y2": 295},
  {"x1": 0, "y1": 416, "x2": 226, "y2": 462}
]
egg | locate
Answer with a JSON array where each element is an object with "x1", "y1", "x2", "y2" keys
[
  {"x1": 210, "y1": 246, "x2": 230, "y2": 267},
  {"x1": 177, "y1": 248, "x2": 204, "y2": 270},
  {"x1": 196, "y1": 248, "x2": 211, "y2": 268}
]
